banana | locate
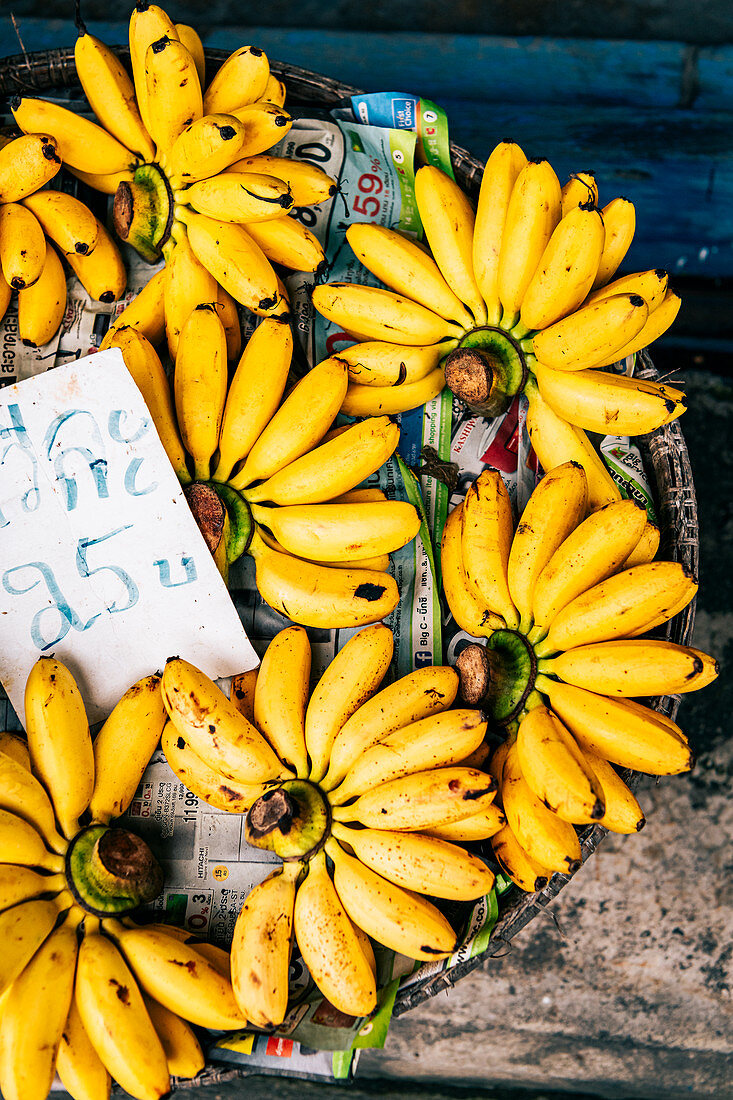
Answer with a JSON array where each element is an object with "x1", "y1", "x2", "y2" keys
[
  {"x1": 350, "y1": 918, "x2": 377, "y2": 981},
  {"x1": 461, "y1": 468, "x2": 520, "y2": 629},
  {"x1": 24, "y1": 657, "x2": 94, "y2": 839},
  {"x1": 230, "y1": 861, "x2": 299, "y2": 1027},
  {"x1": 311, "y1": 283, "x2": 463, "y2": 346},
  {"x1": 67, "y1": 166, "x2": 135, "y2": 195},
  {"x1": 129, "y1": 3, "x2": 179, "y2": 139},
  {"x1": 491, "y1": 822, "x2": 552, "y2": 892},
  {"x1": 619, "y1": 517, "x2": 660, "y2": 569},
  {"x1": 516, "y1": 704, "x2": 604, "y2": 823},
  {"x1": 0, "y1": 864, "x2": 62, "y2": 913},
  {"x1": 472, "y1": 140, "x2": 528, "y2": 325},
  {"x1": 102, "y1": 327, "x2": 190, "y2": 484},
  {"x1": 89, "y1": 675, "x2": 167, "y2": 824},
  {"x1": 346, "y1": 223, "x2": 475, "y2": 328},
  {"x1": 162, "y1": 657, "x2": 284, "y2": 784},
  {"x1": 305, "y1": 624, "x2": 393, "y2": 783},
  {"x1": 142, "y1": 996, "x2": 205, "y2": 1079},
  {"x1": 144, "y1": 36, "x2": 202, "y2": 158},
  {"x1": 520, "y1": 204, "x2": 605, "y2": 332},
  {"x1": 0, "y1": 898, "x2": 61, "y2": 996},
  {"x1": 0, "y1": 749, "x2": 67, "y2": 854},
  {"x1": 228, "y1": 155, "x2": 336, "y2": 206},
  {"x1": 254, "y1": 625, "x2": 310, "y2": 776},
  {"x1": 425, "y1": 803, "x2": 506, "y2": 842},
  {"x1": 330, "y1": 709, "x2": 488, "y2": 807},
  {"x1": 441, "y1": 501, "x2": 505, "y2": 636},
  {"x1": 228, "y1": 103, "x2": 293, "y2": 157},
  {"x1": 507, "y1": 461, "x2": 588, "y2": 633},
  {"x1": 11, "y1": 97, "x2": 135, "y2": 175},
  {"x1": 534, "y1": 560, "x2": 698, "y2": 655},
  {"x1": 229, "y1": 356, "x2": 348, "y2": 489},
  {"x1": 163, "y1": 231, "x2": 219, "y2": 359},
  {"x1": 0, "y1": 133, "x2": 61, "y2": 203},
  {"x1": 536, "y1": 675, "x2": 693, "y2": 774},
  {"x1": 326, "y1": 838, "x2": 457, "y2": 959},
  {"x1": 0, "y1": 913, "x2": 79, "y2": 1100},
  {"x1": 414, "y1": 164, "x2": 487, "y2": 324},
  {"x1": 0, "y1": 273, "x2": 10, "y2": 327},
  {"x1": 216, "y1": 283, "x2": 242, "y2": 360},
  {"x1": 213, "y1": 317, "x2": 292, "y2": 482},
  {"x1": 585, "y1": 267, "x2": 668, "y2": 313},
  {"x1": 543, "y1": 639, "x2": 719, "y2": 697},
  {"x1": 17, "y1": 242, "x2": 66, "y2": 348},
  {"x1": 258, "y1": 74, "x2": 287, "y2": 108},
  {"x1": 293, "y1": 850, "x2": 376, "y2": 1016},
  {"x1": 174, "y1": 303, "x2": 228, "y2": 480},
  {"x1": 251, "y1": 500, "x2": 420, "y2": 562},
  {"x1": 179, "y1": 172, "x2": 292, "y2": 223},
  {"x1": 501, "y1": 741, "x2": 582, "y2": 873},
  {"x1": 497, "y1": 157, "x2": 562, "y2": 324},
  {"x1": 248, "y1": 533, "x2": 399, "y2": 628},
  {"x1": 75, "y1": 933, "x2": 170, "y2": 1100},
  {"x1": 0, "y1": 203, "x2": 45, "y2": 290},
  {"x1": 180, "y1": 209, "x2": 282, "y2": 316},
  {"x1": 341, "y1": 367, "x2": 446, "y2": 416},
  {"x1": 332, "y1": 823, "x2": 494, "y2": 901},
  {"x1": 101, "y1": 271, "x2": 165, "y2": 350},
  {"x1": 560, "y1": 171, "x2": 598, "y2": 216},
  {"x1": 488, "y1": 738, "x2": 511, "y2": 787},
  {"x1": 0, "y1": 733, "x2": 30, "y2": 770},
  {"x1": 257, "y1": 530, "x2": 390, "y2": 573},
  {"x1": 330, "y1": 487, "x2": 388, "y2": 503},
  {"x1": 336, "y1": 339, "x2": 450, "y2": 387},
  {"x1": 322, "y1": 664, "x2": 458, "y2": 791},
  {"x1": 74, "y1": 26, "x2": 156, "y2": 161},
  {"x1": 593, "y1": 288, "x2": 682, "y2": 368},
  {"x1": 532, "y1": 360, "x2": 686, "y2": 436},
  {"x1": 65, "y1": 223, "x2": 127, "y2": 304},
  {"x1": 0, "y1": 809, "x2": 62, "y2": 870},
  {"x1": 175, "y1": 24, "x2": 205, "y2": 85},
  {"x1": 243, "y1": 215, "x2": 325, "y2": 273},
  {"x1": 56, "y1": 996, "x2": 112, "y2": 1100},
  {"x1": 231, "y1": 669, "x2": 258, "y2": 726},
  {"x1": 105, "y1": 920, "x2": 246, "y2": 1030},
  {"x1": 161, "y1": 720, "x2": 274, "y2": 813},
  {"x1": 331, "y1": 766, "x2": 497, "y2": 831},
  {"x1": 524, "y1": 380, "x2": 621, "y2": 511},
  {"x1": 617, "y1": 698, "x2": 689, "y2": 744},
  {"x1": 531, "y1": 499, "x2": 648, "y2": 636},
  {"x1": 531, "y1": 292, "x2": 649, "y2": 371},
  {"x1": 591, "y1": 197, "x2": 636, "y2": 290},
  {"x1": 166, "y1": 115, "x2": 248, "y2": 186},
  {"x1": 582, "y1": 750, "x2": 645, "y2": 834},
  {"x1": 22, "y1": 189, "x2": 100, "y2": 258},
  {"x1": 203, "y1": 46, "x2": 270, "y2": 114}
]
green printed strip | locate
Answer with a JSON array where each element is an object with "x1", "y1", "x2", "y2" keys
[
  {"x1": 389, "y1": 128, "x2": 421, "y2": 234},
  {"x1": 417, "y1": 97, "x2": 454, "y2": 179},
  {"x1": 466, "y1": 889, "x2": 500, "y2": 958},
  {"x1": 331, "y1": 1050, "x2": 357, "y2": 1078},
  {"x1": 352, "y1": 976, "x2": 400, "y2": 1050},
  {"x1": 395, "y1": 451, "x2": 441, "y2": 664}
]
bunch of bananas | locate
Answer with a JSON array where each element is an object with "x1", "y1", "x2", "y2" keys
[
  {"x1": 162, "y1": 625, "x2": 502, "y2": 1022},
  {"x1": 0, "y1": 656, "x2": 248, "y2": 1100},
  {"x1": 311, "y1": 142, "x2": 684, "y2": 471},
  {"x1": 11, "y1": 3, "x2": 336, "y2": 355},
  {"x1": 440, "y1": 461, "x2": 718, "y2": 889},
  {"x1": 0, "y1": 131, "x2": 126, "y2": 346},
  {"x1": 104, "y1": 314, "x2": 420, "y2": 627}
]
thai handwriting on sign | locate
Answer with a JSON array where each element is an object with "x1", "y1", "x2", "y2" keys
[{"x1": 0, "y1": 401, "x2": 198, "y2": 652}]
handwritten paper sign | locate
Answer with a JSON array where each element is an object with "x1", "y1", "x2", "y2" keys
[{"x1": 0, "y1": 351, "x2": 258, "y2": 724}]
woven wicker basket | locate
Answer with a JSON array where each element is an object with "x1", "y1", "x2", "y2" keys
[{"x1": 0, "y1": 44, "x2": 699, "y2": 1039}]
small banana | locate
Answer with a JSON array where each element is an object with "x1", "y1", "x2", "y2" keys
[
  {"x1": 0, "y1": 809, "x2": 64, "y2": 872},
  {"x1": 311, "y1": 283, "x2": 463, "y2": 346},
  {"x1": 582, "y1": 750, "x2": 646, "y2": 834},
  {"x1": 74, "y1": 26, "x2": 156, "y2": 161},
  {"x1": 228, "y1": 103, "x2": 293, "y2": 157},
  {"x1": 254, "y1": 625, "x2": 310, "y2": 776},
  {"x1": 142, "y1": 996, "x2": 205, "y2": 1079},
  {"x1": 231, "y1": 669, "x2": 258, "y2": 727},
  {"x1": 497, "y1": 157, "x2": 562, "y2": 324},
  {"x1": 174, "y1": 24, "x2": 205, "y2": 85},
  {"x1": 543, "y1": 639, "x2": 719, "y2": 697},
  {"x1": 0, "y1": 748, "x2": 67, "y2": 853},
  {"x1": 203, "y1": 46, "x2": 270, "y2": 114},
  {"x1": 216, "y1": 283, "x2": 243, "y2": 361},
  {"x1": 174, "y1": 303, "x2": 228, "y2": 480},
  {"x1": 162, "y1": 231, "x2": 219, "y2": 359},
  {"x1": 228, "y1": 154, "x2": 336, "y2": 206},
  {"x1": 161, "y1": 721, "x2": 273, "y2": 813},
  {"x1": 424, "y1": 803, "x2": 506, "y2": 842},
  {"x1": 55, "y1": 996, "x2": 112, "y2": 1100},
  {"x1": 341, "y1": 367, "x2": 446, "y2": 416},
  {"x1": 17, "y1": 242, "x2": 66, "y2": 347},
  {"x1": 65, "y1": 223, "x2": 127, "y2": 304},
  {"x1": 491, "y1": 822, "x2": 552, "y2": 893},
  {"x1": 0, "y1": 864, "x2": 63, "y2": 915},
  {"x1": 531, "y1": 292, "x2": 649, "y2": 371},
  {"x1": 101, "y1": 270, "x2": 166, "y2": 350},
  {"x1": 331, "y1": 766, "x2": 497, "y2": 831},
  {"x1": 560, "y1": 171, "x2": 598, "y2": 216},
  {"x1": 501, "y1": 742, "x2": 582, "y2": 873},
  {"x1": 244, "y1": 215, "x2": 325, "y2": 273},
  {"x1": 180, "y1": 209, "x2": 282, "y2": 317},
  {"x1": 0, "y1": 203, "x2": 45, "y2": 290},
  {"x1": 585, "y1": 267, "x2": 668, "y2": 313},
  {"x1": 591, "y1": 197, "x2": 636, "y2": 289},
  {"x1": 67, "y1": 165, "x2": 135, "y2": 195},
  {"x1": 0, "y1": 133, "x2": 61, "y2": 203},
  {"x1": 0, "y1": 733, "x2": 30, "y2": 770},
  {"x1": 593, "y1": 288, "x2": 682, "y2": 369},
  {"x1": 166, "y1": 114, "x2": 248, "y2": 186},
  {"x1": 0, "y1": 898, "x2": 61, "y2": 996},
  {"x1": 520, "y1": 204, "x2": 605, "y2": 331},
  {"x1": 472, "y1": 140, "x2": 528, "y2": 324},
  {"x1": 251, "y1": 500, "x2": 420, "y2": 562},
  {"x1": 619, "y1": 517, "x2": 660, "y2": 569},
  {"x1": 441, "y1": 501, "x2": 506, "y2": 637},
  {"x1": 179, "y1": 172, "x2": 292, "y2": 223},
  {"x1": 11, "y1": 96, "x2": 135, "y2": 175},
  {"x1": 129, "y1": 2, "x2": 179, "y2": 137},
  {"x1": 23, "y1": 189, "x2": 99, "y2": 258},
  {"x1": 461, "y1": 468, "x2": 520, "y2": 629},
  {"x1": 143, "y1": 35, "x2": 202, "y2": 157},
  {"x1": 336, "y1": 339, "x2": 450, "y2": 387},
  {"x1": 516, "y1": 704, "x2": 605, "y2": 823}
]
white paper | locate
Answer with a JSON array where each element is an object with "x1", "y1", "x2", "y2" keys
[{"x1": 0, "y1": 351, "x2": 258, "y2": 724}]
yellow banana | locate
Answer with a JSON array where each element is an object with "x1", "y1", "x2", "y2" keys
[
  {"x1": 175, "y1": 24, "x2": 205, "y2": 85},
  {"x1": 17, "y1": 243, "x2": 67, "y2": 348},
  {"x1": 142, "y1": 996, "x2": 205, "y2": 1079},
  {"x1": 243, "y1": 215, "x2": 325, "y2": 273},
  {"x1": 75, "y1": 933, "x2": 170, "y2": 1100},
  {"x1": 619, "y1": 517, "x2": 660, "y2": 569},
  {"x1": 67, "y1": 166, "x2": 135, "y2": 194},
  {"x1": 89, "y1": 675, "x2": 167, "y2": 824},
  {"x1": 101, "y1": 270, "x2": 166, "y2": 350},
  {"x1": 346, "y1": 223, "x2": 475, "y2": 328},
  {"x1": 0, "y1": 133, "x2": 61, "y2": 202},
  {"x1": 585, "y1": 267, "x2": 668, "y2": 312},
  {"x1": 23, "y1": 189, "x2": 100, "y2": 257},
  {"x1": 336, "y1": 339, "x2": 449, "y2": 387},
  {"x1": 179, "y1": 171, "x2": 292, "y2": 223},
  {"x1": 65, "y1": 223, "x2": 126, "y2": 303},
  {"x1": 228, "y1": 154, "x2": 336, "y2": 205},
  {"x1": 216, "y1": 282, "x2": 242, "y2": 360},
  {"x1": 330, "y1": 487, "x2": 388, "y2": 503},
  {"x1": 129, "y1": 3, "x2": 179, "y2": 138},
  {"x1": 560, "y1": 171, "x2": 598, "y2": 216},
  {"x1": 425, "y1": 803, "x2": 506, "y2": 842},
  {"x1": 0, "y1": 864, "x2": 63, "y2": 913},
  {"x1": 74, "y1": 27, "x2": 156, "y2": 161},
  {"x1": 327, "y1": 838, "x2": 457, "y2": 959},
  {"x1": 0, "y1": 203, "x2": 45, "y2": 290},
  {"x1": 0, "y1": 749, "x2": 67, "y2": 853},
  {"x1": 102, "y1": 326, "x2": 190, "y2": 483},
  {"x1": 330, "y1": 709, "x2": 487, "y2": 807},
  {"x1": 520, "y1": 204, "x2": 605, "y2": 331},
  {"x1": 531, "y1": 292, "x2": 648, "y2": 371},
  {"x1": 56, "y1": 996, "x2": 112, "y2": 1100},
  {"x1": 203, "y1": 46, "x2": 270, "y2": 114},
  {"x1": 162, "y1": 658, "x2": 284, "y2": 783},
  {"x1": 0, "y1": 733, "x2": 30, "y2": 770},
  {"x1": 305, "y1": 624, "x2": 393, "y2": 783},
  {"x1": 543, "y1": 639, "x2": 719, "y2": 697},
  {"x1": 251, "y1": 500, "x2": 420, "y2": 561},
  {"x1": 536, "y1": 675, "x2": 693, "y2": 775},
  {"x1": 24, "y1": 657, "x2": 94, "y2": 839},
  {"x1": 441, "y1": 501, "x2": 505, "y2": 636},
  {"x1": 507, "y1": 461, "x2": 588, "y2": 633},
  {"x1": 591, "y1": 197, "x2": 636, "y2": 289},
  {"x1": 0, "y1": 898, "x2": 61, "y2": 996},
  {"x1": 593, "y1": 288, "x2": 682, "y2": 368},
  {"x1": 341, "y1": 367, "x2": 446, "y2": 416},
  {"x1": 501, "y1": 742, "x2": 582, "y2": 873},
  {"x1": 163, "y1": 231, "x2": 219, "y2": 359},
  {"x1": 174, "y1": 302, "x2": 228, "y2": 480},
  {"x1": 322, "y1": 663, "x2": 458, "y2": 791},
  {"x1": 144, "y1": 35, "x2": 202, "y2": 158},
  {"x1": 497, "y1": 157, "x2": 562, "y2": 323},
  {"x1": 414, "y1": 164, "x2": 486, "y2": 324},
  {"x1": 0, "y1": 273, "x2": 10, "y2": 326},
  {"x1": 253, "y1": 625, "x2": 310, "y2": 776},
  {"x1": 331, "y1": 766, "x2": 497, "y2": 831},
  {"x1": 258, "y1": 74, "x2": 287, "y2": 107},
  {"x1": 491, "y1": 822, "x2": 552, "y2": 892},
  {"x1": 472, "y1": 140, "x2": 528, "y2": 324},
  {"x1": 311, "y1": 283, "x2": 462, "y2": 345},
  {"x1": 461, "y1": 468, "x2": 520, "y2": 629},
  {"x1": 293, "y1": 850, "x2": 376, "y2": 1017},
  {"x1": 230, "y1": 356, "x2": 348, "y2": 489},
  {"x1": 230, "y1": 861, "x2": 299, "y2": 1028},
  {"x1": 228, "y1": 103, "x2": 293, "y2": 156},
  {"x1": 11, "y1": 96, "x2": 135, "y2": 175},
  {"x1": 180, "y1": 208, "x2": 282, "y2": 316},
  {"x1": 582, "y1": 750, "x2": 646, "y2": 834},
  {"x1": 617, "y1": 698, "x2": 689, "y2": 744},
  {"x1": 231, "y1": 669, "x2": 258, "y2": 726},
  {"x1": 0, "y1": 810, "x2": 64, "y2": 873},
  {"x1": 166, "y1": 114, "x2": 247, "y2": 186},
  {"x1": 532, "y1": 360, "x2": 686, "y2": 436},
  {"x1": 257, "y1": 529, "x2": 390, "y2": 573},
  {"x1": 516, "y1": 704, "x2": 604, "y2": 823},
  {"x1": 161, "y1": 720, "x2": 274, "y2": 813}
]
